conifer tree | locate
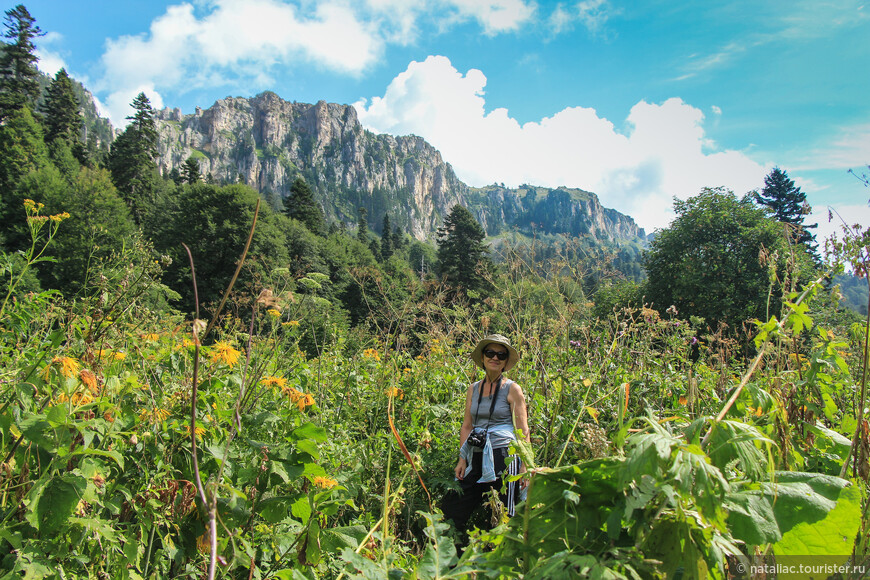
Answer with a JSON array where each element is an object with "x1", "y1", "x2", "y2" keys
[
  {"x1": 755, "y1": 167, "x2": 818, "y2": 257},
  {"x1": 0, "y1": 4, "x2": 43, "y2": 120},
  {"x1": 284, "y1": 176, "x2": 324, "y2": 235},
  {"x1": 40, "y1": 68, "x2": 82, "y2": 150},
  {"x1": 436, "y1": 204, "x2": 493, "y2": 296},
  {"x1": 107, "y1": 92, "x2": 159, "y2": 222},
  {"x1": 182, "y1": 157, "x2": 201, "y2": 184},
  {"x1": 380, "y1": 213, "x2": 393, "y2": 260},
  {"x1": 357, "y1": 207, "x2": 369, "y2": 244}
]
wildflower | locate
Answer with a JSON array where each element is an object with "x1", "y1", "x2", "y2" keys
[
  {"x1": 260, "y1": 376, "x2": 288, "y2": 389},
  {"x1": 403, "y1": 367, "x2": 412, "y2": 374},
  {"x1": 582, "y1": 378, "x2": 592, "y2": 388},
  {"x1": 48, "y1": 212, "x2": 70, "y2": 223},
  {"x1": 282, "y1": 320, "x2": 300, "y2": 327},
  {"x1": 266, "y1": 309, "x2": 281, "y2": 318},
  {"x1": 184, "y1": 423, "x2": 207, "y2": 438},
  {"x1": 282, "y1": 386, "x2": 303, "y2": 402},
  {"x1": 385, "y1": 386, "x2": 404, "y2": 400},
  {"x1": 79, "y1": 369, "x2": 99, "y2": 394},
  {"x1": 666, "y1": 305, "x2": 678, "y2": 316},
  {"x1": 678, "y1": 395, "x2": 688, "y2": 406},
  {"x1": 197, "y1": 530, "x2": 211, "y2": 553},
  {"x1": 139, "y1": 408, "x2": 171, "y2": 424},
  {"x1": 142, "y1": 333, "x2": 160, "y2": 342},
  {"x1": 313, "y1": 476, "x2": 337, "y2": 489},
  {"x1": 296, "y1": 393, "x2": 315, "y2": 412},
  {"x1": 362, "y1": 348, "x2": 381, "y2": 361},
  {"x1": 210, "y1": 341, "x2": 241, "y2": 368},
  {"x1": 44, "y1": 356, "x2": 81, "y2": 380}
]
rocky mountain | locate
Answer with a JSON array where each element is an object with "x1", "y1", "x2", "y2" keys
[{"x1": 152, "y1": 91, "x2": 646, "y2": 244}]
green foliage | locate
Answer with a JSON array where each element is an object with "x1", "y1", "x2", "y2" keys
[
  {"x1": 0, "y1": 4, "x2": 44, "y2": 119},
  {"x1": 39, "y1": 68, "x2": 82, "y2": 154},
  {"x1": 436, "y1": 205, "x2": 493, "y2": 298},
  {"x1": 755, "y1": 167, "x2": 818, "y2": 257},
  {"x1": 285, "y1": 176, "x2": 325, "y2": 236},
  {"x1": 107, "y1": 92, "x2": 159, "y2": 222},
  {"x1": 644, "y1": 187, "x2": 806, "y2": 332},
  {"x1": 0, "y1": 105, "x2": 49, "y2": 239}
]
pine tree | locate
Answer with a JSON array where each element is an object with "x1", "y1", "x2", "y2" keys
[
  {"x1": 107, "y1": 92, "x2": 159, "y2": 222},
  {"x1": 357, "y1": 207, "x2": 369, "y2": 244},
  {"x1": 380, "y1": 213, "x2": 394, "y2": 260},
  {"x1": 0, "y1": 4, "x2": 43, "y2": 119},
  {"x1": 755, "y1": 167, "x2": 818, "y2": 256},
  {"x1": 40, "y1": 68, "x2": 82, "y2": 149},
  {"x1": 182, "y1": 157, "x2": 201, "y2": 184},
  {"x1": 436, "y1": 204, "x2": 493, "y2": 296},
  {"x1": 284, "y1": 177, "x2": 325, "y2": 235}
]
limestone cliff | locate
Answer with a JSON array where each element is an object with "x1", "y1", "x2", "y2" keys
[{"x1": 153, "y1": 92, "x2": 645, "y2": 243}]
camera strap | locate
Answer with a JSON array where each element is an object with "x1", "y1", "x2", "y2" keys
[{"x1": 473, "y1": 376, "x2": 502, "y2": 431}]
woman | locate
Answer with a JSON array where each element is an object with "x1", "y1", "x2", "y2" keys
[{"x1": 442, "y1": 334, "x2": 530, "y2": 537}]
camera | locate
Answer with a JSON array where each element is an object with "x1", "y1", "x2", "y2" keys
[{"x1": 466, "y1": 427, "x2": 488, "y2": 448}]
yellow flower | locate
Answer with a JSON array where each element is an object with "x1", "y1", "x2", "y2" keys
[
  {"x1": 44, "y1": 356, "x2": 81, "y2": 380},
  {"x1": 362, "y1": 348, "x2": 381, "y2": 361},
  {"x1": 56, "y1": 391, "x2": 94, "y2": 406},
  {"x1": 282, "y1": 320, "x2": 300, "y2": 327},
  {"x1": 139, "y1": 408, "x2": 171, "y2": 424},
  {"x1": 79, "y1": 369, "x2": 99, "y2": 394},
  {"x1": 678, "y1": 395, "x2": 688, "y2": 406},
  {"x1": 261, "y1": 376, "x2": 288, "y2": 389},
  {"x1": 210, "y1": 341, "x2": 241, "y2": 368},
  {"x1": 142, "y1": 333, "x2": 160, "y2": 342},
  {"x1": 282, "y1": 386, "x2": 303, "y2": 402},
  {"x1": 266, "y1": 309, "x2": 281, "y2": 318},
  {"x1": 184, "y1": 423, "x2": 207, "y2": 438},
  {"x1": 313, "y1": 476, "x2": 337, "y2": 489},
  {"x1": 48, "y1": 212, "x2": 70, "y2": 223},
  {"x1": 384, "y1": 386, "x2": 404, "y2": 400},
  {"x1": 296, "y1": 392, "x2": 315, "y2": 412}
]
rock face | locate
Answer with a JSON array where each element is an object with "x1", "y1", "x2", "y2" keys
[{"x1": 154, "y1": 92, "x2": 645, "y2": 243}]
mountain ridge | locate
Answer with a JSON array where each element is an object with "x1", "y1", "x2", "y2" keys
[{"x1": 152, "y1": 91, "x2": 647, "y2": 244}]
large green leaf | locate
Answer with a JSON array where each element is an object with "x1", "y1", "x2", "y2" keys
[
  {"x1": 726, "y1": 472, "x2": 860, "y2": 554},
  {"x1": 772, "y1": 476, "x2": 860, "y2": 556},
  {"x1": 31, "y1": 474, "x2": 86, "y2": 536}
]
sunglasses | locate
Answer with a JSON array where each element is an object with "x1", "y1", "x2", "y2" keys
[{"x1": 483, "y1": 349, "x2": 509, "y2": 361}]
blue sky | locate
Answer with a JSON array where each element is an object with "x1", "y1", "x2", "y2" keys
[{"x1": 11, "y1": 0, "x2": 870, "y2": 239}]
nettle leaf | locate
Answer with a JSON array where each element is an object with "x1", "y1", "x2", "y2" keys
[{"x1": 33, "y1": 474, "x2": 87, "y2": 535}]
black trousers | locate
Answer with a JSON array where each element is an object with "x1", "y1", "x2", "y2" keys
[{"x1": 441, "y1": 447, "x2": 522, "y2": 535}]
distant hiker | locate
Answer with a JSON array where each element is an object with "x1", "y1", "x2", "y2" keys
[{"x1": 442, "y1": 334, "x2": 530, "y2": 542}]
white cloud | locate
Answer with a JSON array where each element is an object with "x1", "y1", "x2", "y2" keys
[
  {"x1": 442, "y1": 0, "x2": 536, "y2": 35},
  {"x1": 356, "y1": 55, "x2": 770, "y2": 232},
  {"x1": 796, "y1": 124, "x2": 870, "y2": 171},
  {"x1": 35, "y1": 31, "x2": 67, "y2": 76},
  {"x1": 547, "y1": 0, "x2": 616, "y2": 36},
  {"x1": 811, "y1": 204, "x2": 870, "y2": 251},
  {"x1": 98, "y1": 0, "x2": 382, "y2": 125},
  {"x1": 95, "y1": 0, "x2": 540, "y2": 127}
]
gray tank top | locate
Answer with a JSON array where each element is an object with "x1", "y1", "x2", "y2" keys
[{"x1": 470, "y1": 379, "x2": 515, "y2": 448}]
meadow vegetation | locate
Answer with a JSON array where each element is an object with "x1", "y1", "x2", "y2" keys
[{"x1": 1, "y1": 5, "x2": 869, "y2": 577}]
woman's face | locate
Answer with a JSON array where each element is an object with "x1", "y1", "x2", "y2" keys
[{"x1": 482, "y1": 343, "x2": 508, "y2": 373}]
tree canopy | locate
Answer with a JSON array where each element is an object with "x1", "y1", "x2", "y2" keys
[
  {"x1": 436, "y1": 204, "x2": 493, "y2": 297},
  {"x1": 285, "y1": 176, "x2": 325, "y2": 235},
  {"x1": 0, "y1": 4, "x2": 43, "y2": 119},
  {"x1": 756, "y1": 167, "x2": 818, "y2": 257},
  {"x1": 643, "y1": 187, "x2": 798, "y2": 331}
]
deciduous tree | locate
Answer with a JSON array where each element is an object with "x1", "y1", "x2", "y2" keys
[{"x1": 643, "y1": 187, "x2": 800, "y2": 331}]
